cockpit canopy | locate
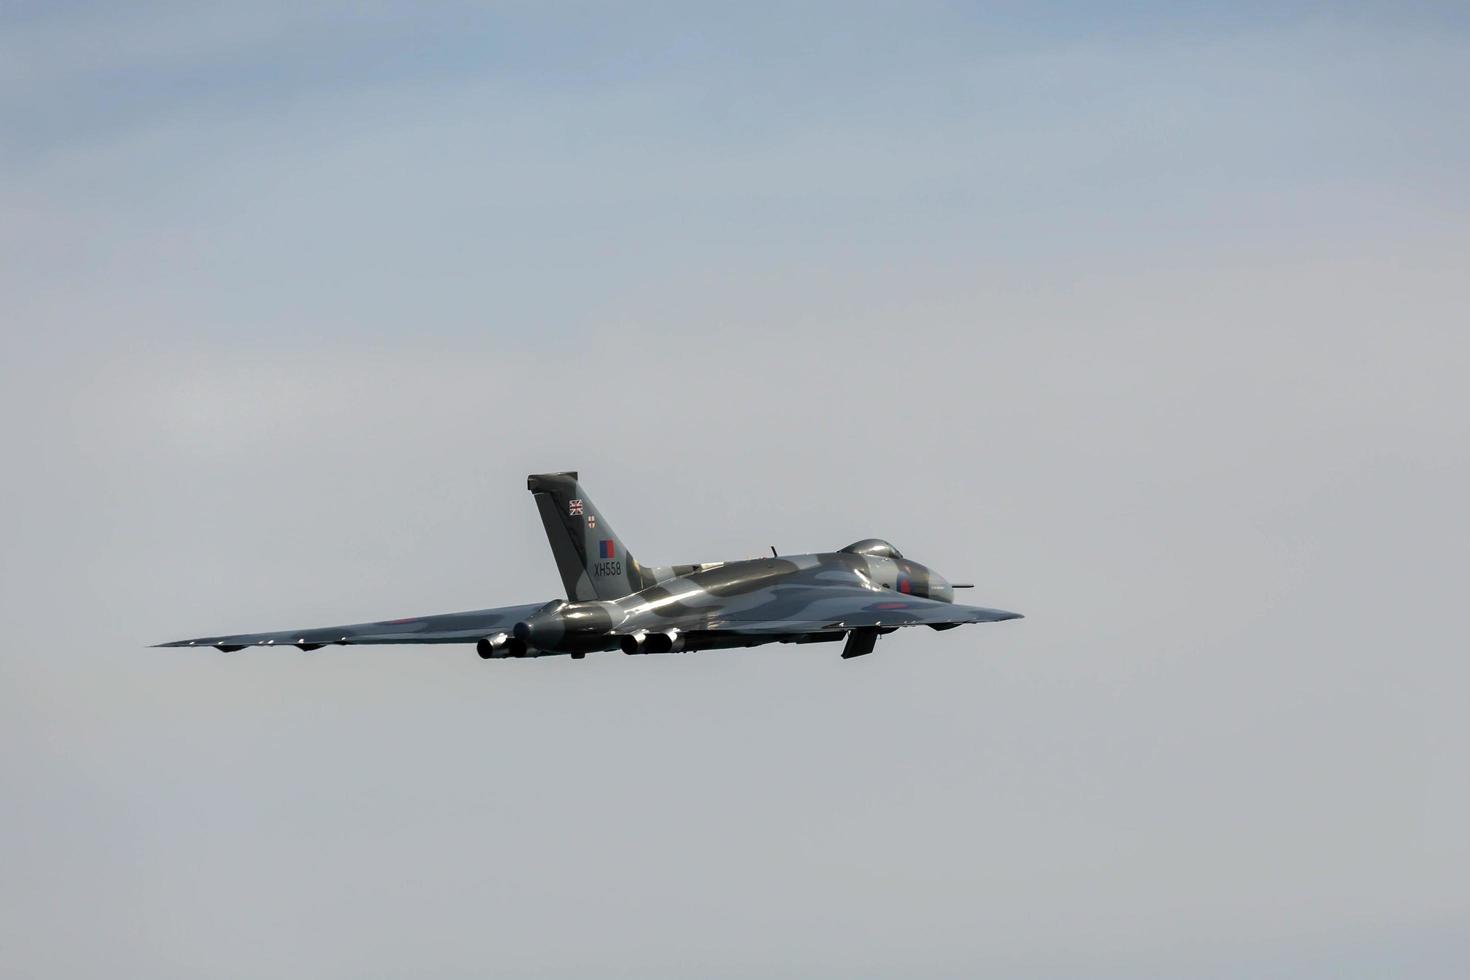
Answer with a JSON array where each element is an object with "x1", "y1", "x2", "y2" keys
[{"x1": 839, "y1": 538, "x2": 903, "y2": 559}]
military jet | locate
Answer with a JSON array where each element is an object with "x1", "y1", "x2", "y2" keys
[{"x1": 157, "y1": 472, "x2": 1022, "y2": 660}]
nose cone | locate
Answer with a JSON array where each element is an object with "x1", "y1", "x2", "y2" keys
[{"x1": 928, "y1": 572, "x2": 954, "y2": 603}]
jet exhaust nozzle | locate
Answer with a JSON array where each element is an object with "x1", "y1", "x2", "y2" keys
[
  {"x1": 509, "y1": 618, "x2": 546, "y2": 655},
  {"x1": 641, "y1": 629, "x2": 684, "y2": 654},
  {"x1": 476, "y1": 633, "x2": 511, "y2": 659}
]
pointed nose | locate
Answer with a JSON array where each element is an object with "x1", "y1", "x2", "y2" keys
[{"x1": 928, "y1": 572, "x2": 954, "y2": 603}]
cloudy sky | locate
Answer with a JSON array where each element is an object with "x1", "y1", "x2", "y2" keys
[{"x1": 3, "y1": 3, "x2": 1468, "y2": 977}]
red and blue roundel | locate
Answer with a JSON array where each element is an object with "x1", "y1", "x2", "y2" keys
[{"x1": 598, "y1": 539, "x2": 616, "y2": 559}]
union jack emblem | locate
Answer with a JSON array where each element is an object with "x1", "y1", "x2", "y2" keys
[
  {"x1": 587, "y1": 515, "x2": 597, "y2": 529},
  {"x1": 568, "y1": 499, "x2": 583, "y2": 516}
]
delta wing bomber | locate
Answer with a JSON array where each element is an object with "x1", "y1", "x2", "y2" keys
[{"x1": 157, "y1": 473, "x2": 1022, "y2": 660}]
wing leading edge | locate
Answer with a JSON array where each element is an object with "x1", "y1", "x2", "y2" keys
[
  {"x1": 154, "y1": 603, "x2": 546, "y2": 651},
  {"x1": 623, "y1": 585, "x2": 1022, "y2": 638}
]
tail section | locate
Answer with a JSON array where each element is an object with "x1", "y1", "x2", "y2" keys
[{"x1": 527, "y1": 472, "x2": 656, "y2": 601}]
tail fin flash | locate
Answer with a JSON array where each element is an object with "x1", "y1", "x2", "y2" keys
[{"x1": 527, "y1": 472, "x2": 653, "y2": 601}]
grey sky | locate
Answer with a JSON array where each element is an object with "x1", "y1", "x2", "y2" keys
[{"x1": 3, "y1": 4, "x2": 1468, "y2": 977}]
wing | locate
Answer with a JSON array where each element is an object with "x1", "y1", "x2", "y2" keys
[
  {"x1": 154, "y1": 603, "x2": 547, "y2": 651},
  {"x1": 624, "y1": 584, "x2": 1021, "y2": 638}
]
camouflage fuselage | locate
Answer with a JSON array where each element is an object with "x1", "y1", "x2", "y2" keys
[{"x1": 503, "y1": 549, "x2": 954, "y2": 656}]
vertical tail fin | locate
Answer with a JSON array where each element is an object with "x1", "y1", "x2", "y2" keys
[{"x1": 527, "y1": 472, "x2": 654, "y2": 601}]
